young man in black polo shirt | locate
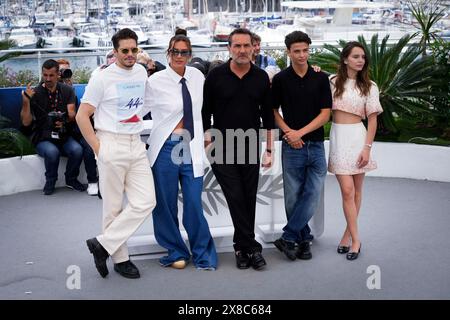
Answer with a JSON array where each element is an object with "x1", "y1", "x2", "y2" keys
[
  {"x1": 272, "y1": 31, "x2": 331, "y2": 261},
  {"x1": 202, "y1": 28, "x2": 275, "y2": 270},
  {"x1": 20, "y1": 59, "x2": 86, "y2": 195}
]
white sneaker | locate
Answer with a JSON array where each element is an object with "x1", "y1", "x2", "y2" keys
[{"x1": 87, "y1": 183, "x2": 98, "y2": 196}]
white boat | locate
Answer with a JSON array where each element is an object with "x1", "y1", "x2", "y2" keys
[
  {"x1": 174, "y1": 19, "x2": 213, "y2": 47},
  {"x1": 11, "y1": 15, "x2": 31, "y2": 28},
  {"x1": 188, "y1": 28, "x2": 213, "y2": 47},
  {"x1": 147, "y1": 27, "x2": 212, "y2": 48},
  {"x1": 147, "y1": 29, "x2": 173, "y2": 48},
  {"x1": 8, "y1": 27, "x2": 38, "y2": 49},
  {"x1": 274, "y1": 0, "x2": 411, "y2": 43},
  {"x1": 33, "y1": 12, "x2": 56, "y2": 31},
  {"x1": 213, "y1": 23, "x2": 234, "y2": 42},
  {"x1": 251, "y1": 23, "x2": 286, "y2": 46},
  {"x1": 73, "y1": 23, "x2": 112, "y2": 48},
  {"x1": 40, "y1": 23, "x2": 75, "y2": 52},
  {"x1": 114, "y1": 23, "x2": 149, "y2": 45}
]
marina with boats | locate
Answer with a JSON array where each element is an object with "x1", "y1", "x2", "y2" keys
[
  {"x1": 0, "y1": 0, "x2": 448, "y2": 77},
  {"x1": 0, "y1": 0, "x2": 448, "y2": 51}
]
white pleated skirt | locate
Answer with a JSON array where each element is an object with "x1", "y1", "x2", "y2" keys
[{"x1": 328, "y1": 122, "x2": 377, "y2": 175}]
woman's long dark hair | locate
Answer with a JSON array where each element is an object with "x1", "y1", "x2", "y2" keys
[{"x1": 334, "y1": 41, "x2": 371, "y2": 98}]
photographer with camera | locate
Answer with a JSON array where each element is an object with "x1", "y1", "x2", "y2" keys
[
  {"x1": 20, "y1": 59, "x2": 86, "y2": 195},
  {"x1": 57, "y1": 59, "x2": 74, "y2": 87},
  {"x1": 57, "y1": 59, "x2": 99, "y2": 196}
]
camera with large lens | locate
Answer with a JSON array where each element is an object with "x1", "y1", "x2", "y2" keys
[
  {"x1": 59, "y1": 68, "x2": 73, "y2": 80},
  {"x1": 48, "y1": 110, "x2": 67, "y2": 138}
]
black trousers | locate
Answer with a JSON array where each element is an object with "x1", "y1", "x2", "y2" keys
[{"x1": 211, "y1": 162, "x2": 262, "y2": 254}]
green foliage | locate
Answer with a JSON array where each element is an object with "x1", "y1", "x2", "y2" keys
[
  {"x1": 0, "y1": 114, "x2": 12, "y2": 128},
  {"x1": 0, "y1": 66, "x2": 38, "y2": 87},
  {"x1": 0, "y1": 65, "x2": 14, "y2": 87},
  {"x1": 0, "y1": 115, "x2": 35, "y2": 158},
  {"x1": 72, "y1": 67, "x2": 92, "y2": 84},
  {"x1": 309, "y1": 34, "x2": 442, "y2": 135},
  {"x1": 310, "y1": 43, "x2": 342, "y2": 72},
  {"x1": 0, "y1": 128, "x2": 36, "y2": 158},
  {"x1": 266, "y1": 49, "x2": 287, "y2": 70},
  {"x1": 14, "y1": 70, "x2": 39, "y2": 86},
  {"x1": 0, "y1": 39, "x2": 21, "y2": 63},
  {"x1": 407, "y1": 0, "x2": 447, "y2": 55},
  {"x1": 429, "y1": 38, "x2": 450, "y2": 133},
  {"x1": 376, "y1": 117, "x2": 450, "y2": 146},
  {"x1": 431, "y1": 38, "x2": 450, "y2": 65},
  {"x1": 0, "y1": 66, "x2": 92, "y2": 86}
]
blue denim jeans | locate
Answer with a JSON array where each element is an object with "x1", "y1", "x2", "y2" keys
[
  {"x1": 151, "y1": 136, "x2": 218, "y2": 269},
  {"x1": 35, "y1": 137, "x2": 84, "y2": 183},
  {"x1": 78, "y1": 136, "x2": 98, "y2": 183},
  {"x1": 281, "y1": 140, "x2": 327, "y2": 244}
]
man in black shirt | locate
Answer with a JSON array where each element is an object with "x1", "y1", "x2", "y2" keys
[
  {"x1": 21, "y1": 59, "x2": 86, "y2": 195},
  {"x1": 202, "y1": 28, "x2": 275, "y2": 270},
  {"x1": 272, "y1": 31, "x2": 331, "y2": 261}
]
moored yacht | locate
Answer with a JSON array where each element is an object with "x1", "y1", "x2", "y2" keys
[
  {"x1": 8, "y1": 27, "x2": 38, "y2": 49},
  {"x1": 72, "y1": 23, "x2": 111, "y2": 48},
  {"x1": 114, "y1": 23, "x2": 149, "y2": 45},
  {"x1": 40, "y1": 22, "x2": 75, "y2": 52}
]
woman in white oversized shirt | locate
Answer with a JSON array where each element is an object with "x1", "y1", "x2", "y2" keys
[
  {"x1": 145, "y1": 35, "x2": 217, "y2": 270},
  {"x1": 328, "y1": 41, "x2": 383, "y2": 261}
]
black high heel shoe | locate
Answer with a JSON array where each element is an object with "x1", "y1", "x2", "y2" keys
[
  {"x1": 346, "y1": 243, "x2": 361, "y2": 261},
  {"x1": 337, "y1": 245, "x2": 350, "y2": 254}
]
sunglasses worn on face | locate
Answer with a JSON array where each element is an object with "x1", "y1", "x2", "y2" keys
[
  {"x1": 120, "y1": 47, "x2": 139, "y2": 54},
  {"x1": 170, "y1": 49, "x2": 191, "y2": 57}
]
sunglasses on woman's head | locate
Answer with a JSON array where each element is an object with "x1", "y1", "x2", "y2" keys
[{"x1": 120, "y1": 47, "x2": 139, "y2": 54}]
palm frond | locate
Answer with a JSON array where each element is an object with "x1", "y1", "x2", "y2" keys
[
  {"x1": 407, "y1": 0, "x2": 447, "y2": 53},
  {"x1": 0, "y1": 39, "x2": 21, "y2": 63}
]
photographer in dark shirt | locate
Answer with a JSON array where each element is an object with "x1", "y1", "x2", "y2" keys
[{"x1": 20, "y1": 59, "x2": 86, "y2": 195}]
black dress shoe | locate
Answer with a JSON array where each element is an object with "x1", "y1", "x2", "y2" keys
[
  {"x1": 66, "y1": 179, "x2": 88, "y2": 192},
  {"x1": 346, "y1": 244, "x2": 361, "y2": 261},
  {"x1": 337, "y1": 245, "x2": 350, "y2": 254},
  {"x1": 86, "y1": 237, "x2": 109, "y2": 277},
  {"x1": 235, "y1": 251, "x2": 251, "y2": 269},
  {"x1": 274, "y1": 238, "x2": 296, "y2": 261},
  {"x1": 114, "y1": 260, "x2": 140, "y2": 279},
  {"x1": 296, "y1": 241, "x2": 312, "y2": 260},
  {"x1": 250, "y1": 252, "x2": 267, "y2": 270},
  {"x1": 43, "y1": 180, "x2": 55, "y2": 195}
]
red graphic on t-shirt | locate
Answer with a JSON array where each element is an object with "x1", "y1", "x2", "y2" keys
[{"x1": 120, "y1": 114, "x2": 140, "y2": 123}]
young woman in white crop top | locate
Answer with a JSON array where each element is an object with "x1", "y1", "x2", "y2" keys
[{"x1": 328, "y1": 41, "x2": 383, "y2": 261}]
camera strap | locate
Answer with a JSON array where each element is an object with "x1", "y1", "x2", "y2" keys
[
  {"x1": 47, "y1": 87, "x2": 64, "y2": 140},
  {"x1": 47, "y1": 89, "x2": 59, "y2": 111}
]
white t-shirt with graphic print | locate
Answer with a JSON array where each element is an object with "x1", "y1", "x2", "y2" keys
[{"x1": 81, "y1": 63, "x2": 148, "y2": 134}]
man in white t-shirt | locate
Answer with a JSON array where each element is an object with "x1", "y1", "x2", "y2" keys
[{"x1": 76, "y1": 28, "x2": 156, "y2": 279}]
